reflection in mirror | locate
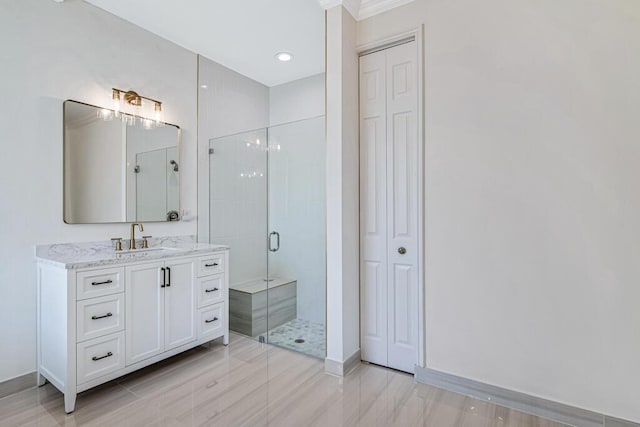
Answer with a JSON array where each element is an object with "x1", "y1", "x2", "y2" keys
[{"x1": 64, "y1": 100, "x2": 180, "y2": 224}]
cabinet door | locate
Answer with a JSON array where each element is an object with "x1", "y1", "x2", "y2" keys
[
  {"x1": 125, "y1": 261, "x2": 165, "y2": 366},
  {"x1": 164, "y1": 259, "x2": 196, "y2": 351}
]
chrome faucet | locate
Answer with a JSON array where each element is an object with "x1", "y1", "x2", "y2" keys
[{"x1": 130, "y1": 223, "x2": 144, "y2": 250}]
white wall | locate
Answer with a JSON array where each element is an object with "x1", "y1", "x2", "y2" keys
[
  {"x1": 0, "y1": 0, "x2": 197, "y2": 383},
  {"x1": 269, "y1": 73, "x2": 325, "y2": 127},
  {"x1": 358, "y1": 0, "x2": 640, "y2": 422},
  {"x1": 325, "y1": 6, "x2": 361, "y2": 368}
]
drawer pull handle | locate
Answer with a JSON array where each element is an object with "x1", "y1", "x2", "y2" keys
[
  {"x1": 91, "y1": 280, "x2": 113, "y2": 286},
  {"x1": 91, "y1": 313, "x2": 113, "y2": 320},
  {"x1": 204, "y1": 262, "x2": 219, "y2": 267},
  {"x1": 205, "y1": 288, "x2": 219, "y2": 293},
  {"x1": 92, "y1": 352, "x2": 113, "y2": 361},
  {"x1": 205, "y1": 317, "x2": 219, "y2": 323}
]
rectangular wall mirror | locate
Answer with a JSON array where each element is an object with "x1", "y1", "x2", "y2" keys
[{"x1": 63, "y1": 100, "x2": 181, "y2": 224}]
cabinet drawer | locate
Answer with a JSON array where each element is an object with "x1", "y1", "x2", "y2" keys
[
  {"x1": 197, "y1": 303, "x2": 225, "y2": 340},
  {"x1": 196, "y1": 254, "x2": 224, "y2": 277},
  {"x1": 197, "y1": 274, "x2": 224, "y2": 308},
  {"x1": 77, "y1": 294, "x2": 124, "y2": 342},
  {"x1": 77, "y1": 332, "x2": 125, "y2": 384},
  {"x1": 76, "y1": 267, "x2": 124, "y2": 300}
]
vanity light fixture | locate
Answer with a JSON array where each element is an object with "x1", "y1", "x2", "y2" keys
[
  {"x1": 108, "y1": 88, "x2": 164, "y2": 129},
  {"x1": 275, "y1": 52, "x2": 293, "y2": 62}
]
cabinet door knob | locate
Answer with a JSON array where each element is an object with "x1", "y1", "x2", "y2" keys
[{"x1": 398, "y1": 247, "x2": 407, "y2": 255}]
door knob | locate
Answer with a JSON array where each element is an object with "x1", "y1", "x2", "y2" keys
[{"x1": 398, "y1": 247, "x2": 407, "y2": 255}]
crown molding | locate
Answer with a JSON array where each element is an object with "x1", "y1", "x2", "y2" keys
[
  {"x1": 358, "y1": 0, "x2": 414, "y2": 20},
  {"x1": 318, "y1": 0, "x2": 414, "y2": 20},
  {"x1": 341, "y1": 0, "x2": 361, "y2": 19},
  {"x1": 318, "y1": 0, "x2": 360, "y2": 19}
]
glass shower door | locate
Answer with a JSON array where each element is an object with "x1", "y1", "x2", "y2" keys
[
  {"x1": 209, "y1": 118, "x2": 326, "y2": 358},
  {"x1": 209, "y1": 129, "x2": 269, "y2": 340},
  {"x1": 266, "y1": 116, "x2": 326, "y2": 358}
]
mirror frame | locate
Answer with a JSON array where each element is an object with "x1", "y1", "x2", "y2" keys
[{"x1": 63, "y1": 99, "x2": 182, "y2": 224}]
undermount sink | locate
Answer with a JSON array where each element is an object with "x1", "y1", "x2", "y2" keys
[{"x1": 116, "y1": 247, "x2": 180, "y2": 255}]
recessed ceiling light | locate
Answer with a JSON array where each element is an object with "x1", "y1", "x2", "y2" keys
[
  {"x1": 200, "y1": 84, "x2": 208, "y2": 89},
  {"x1": 275, "y1": 52, "x2": 293, "y2": 62}
]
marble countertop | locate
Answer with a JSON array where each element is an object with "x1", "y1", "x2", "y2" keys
[{"x1": 36, "y1": 236, "x2": 229, "y2": 270}]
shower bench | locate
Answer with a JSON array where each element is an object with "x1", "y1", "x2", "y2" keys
[{"x1": 229, "y1": 277, "x2": 296, "y2": 337}]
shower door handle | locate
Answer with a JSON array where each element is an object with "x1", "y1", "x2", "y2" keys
[{"x1": 269, "y1": 231, "x2": 280, "y2": 252}]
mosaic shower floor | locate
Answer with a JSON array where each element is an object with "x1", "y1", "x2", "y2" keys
[{"x1": 266, "y1": 318, "x2": 325, "y2": 359}]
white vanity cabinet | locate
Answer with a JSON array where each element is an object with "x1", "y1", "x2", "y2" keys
[
  {"x1": 36, "y1": 245, "x2": 229, "y2": 414},
  {"x1": 125, "y1": 258, "x2": 197, "y2": 365}
]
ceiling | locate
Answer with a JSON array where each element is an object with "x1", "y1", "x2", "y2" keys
[{"x1": 84, "y1": 0, "x2": 326, "y2": 87}]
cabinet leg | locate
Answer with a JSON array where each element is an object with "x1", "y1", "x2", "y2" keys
[
  {"x1": 64, "y1": 392, "x2": 77, "y2": 414},
  {"x1": 37, "y1": 372, "x2": 47, "y2": 387},
  {"x1": 223, "y1": 333, "x2": 229, "y2": 346}
]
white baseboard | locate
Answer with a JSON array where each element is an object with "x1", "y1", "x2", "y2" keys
[
  {"x1": 415, "y1": 366, "x2": 638, "y2": 427},
  {"x1": 324, "y1": 349, "x2": 361, "y2": 377}
]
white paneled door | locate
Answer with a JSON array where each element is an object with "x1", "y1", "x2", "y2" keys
[{"x1": 360, "y1": 40, "x2": 420, "y2": 374}]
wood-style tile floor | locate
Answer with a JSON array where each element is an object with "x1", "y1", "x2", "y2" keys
[{"x1": 0, "y1": 334, "x2": 566, "y2": 427}]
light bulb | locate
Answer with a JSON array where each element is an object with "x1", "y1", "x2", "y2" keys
[
  {"x1": 112, "y1": 89, "x2": 121, "y2": 117},
  {"x1": 154, "y1": 102, "x2": 162, "y2": 125}
]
